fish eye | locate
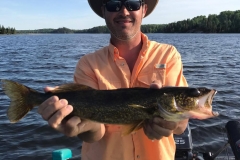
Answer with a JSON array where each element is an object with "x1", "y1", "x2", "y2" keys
[{"x1": 187, "y1": 88, "x2": 201, "y2": 97}]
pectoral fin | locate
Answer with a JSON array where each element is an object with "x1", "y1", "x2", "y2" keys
[
  {"x1": 128, "y1": 104, "x2": 146, "y2": 108},
  {"x1": 121, "y1": 120, "x2": 144, "y2": 136}
]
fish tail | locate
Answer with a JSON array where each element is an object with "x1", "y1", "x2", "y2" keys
[{"x1": 1, "y1": 79, "x2": 42, "y2": 123}]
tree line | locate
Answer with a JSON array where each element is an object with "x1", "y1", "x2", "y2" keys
[
  {"x1": 5, "y1": 10, "x2": 240, "y2": 34},
  {"x1": 162, "y1": 10, "x2": 240, "y2": 33},
  {"x1": 0, "y1": 25, "x2": 16, "y2": 34},
  {"x1": 73, "y1": 10, "x2": 240, "y2": 33}
]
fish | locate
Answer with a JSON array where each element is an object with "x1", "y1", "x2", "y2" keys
[{"x1": 1, "y1": 79, "x2": 219, "y2": 135}]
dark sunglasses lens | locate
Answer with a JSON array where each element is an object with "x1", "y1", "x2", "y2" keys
[
  {"x1": 125, "y1": 0, "x2": 141, "y2": 11},
  {"x1": 106, "y1": 1, "x2": 122, "y2": 12},
  {"x1": 105, "y1": 0, "x2": 141, "y2": 12}
]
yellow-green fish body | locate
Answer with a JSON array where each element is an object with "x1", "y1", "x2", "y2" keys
[{"x1": 1, "y1": 79, "x2": 218, "y2": 135}]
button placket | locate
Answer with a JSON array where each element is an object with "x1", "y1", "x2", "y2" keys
[
  {"x1": 115, "y1": 59, "x2": 131, "y2": 87},
  {"x1": 132, "y1": 132, "x2": 142, "y2": 160}
]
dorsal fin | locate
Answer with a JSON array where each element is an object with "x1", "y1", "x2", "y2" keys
[{"x1": 50, "y1": 83, "x2": 93, "y2": 93}]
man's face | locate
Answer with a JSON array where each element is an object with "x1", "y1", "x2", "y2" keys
[{"x1": 102, "y1": 0, "x2": 147, "y2": 41}]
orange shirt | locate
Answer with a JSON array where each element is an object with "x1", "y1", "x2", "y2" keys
[{"x1": 74, "y1": 33, "x2": 188, "y2": 160}]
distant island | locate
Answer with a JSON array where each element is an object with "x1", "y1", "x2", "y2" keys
[{"x1": 1, "y1": 10, "x2": 240, "y2": 35}]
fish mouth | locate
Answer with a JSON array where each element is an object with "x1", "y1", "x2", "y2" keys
[
  {"x1": 157, "y1": 89, "x2": 219, "y2": 121},
  {"x1": 209, "y1": 89, "x2": 217, "y2": 105},
  {"x1": 198, "y1": 89, "x2": 216, "y2": 107},
  {"x1": 198, "y1": 89, "x2": 219, "y2": 116},
  {"x1": 209, "y1": 90, "x2": 219, "y2": 116}
]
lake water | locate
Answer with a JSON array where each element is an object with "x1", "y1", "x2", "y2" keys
[{"x1": 0, "y1": 33, "x2": 240, "y2": 159}]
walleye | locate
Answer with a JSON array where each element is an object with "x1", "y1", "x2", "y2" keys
[{"x1": 1, "y1": 79, "x2": 219, "y2": 135}]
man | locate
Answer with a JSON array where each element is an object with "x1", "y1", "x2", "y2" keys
[{"x1": 38, "y1": 0, "x2": 189, "y2": 159}]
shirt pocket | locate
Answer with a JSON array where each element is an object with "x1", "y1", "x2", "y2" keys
[
  {"x1": 138, "y1": 66, "x2": 166, "y2": 87},
  {"x1": 153, "y1": 66, "x2": 166, "y2": 85}
]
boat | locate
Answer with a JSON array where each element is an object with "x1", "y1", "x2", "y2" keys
[{"x1": 52, "y1": 120, "x2": 240, "y2": 160}]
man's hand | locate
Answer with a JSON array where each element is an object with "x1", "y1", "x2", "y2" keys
[
  {"x1": 37, "y1": 86, "x2": 105, "y2": 142},
  {"x1": 143, "y1": 117, "x2": 178, "y2": 140},
  {"x1": 143, "y1": 81, "x2": 189, "y2": 140}
]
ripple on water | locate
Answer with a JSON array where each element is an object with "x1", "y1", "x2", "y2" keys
[{"x1": 1, "y1": 33, "x2": 240, "y2": 158}]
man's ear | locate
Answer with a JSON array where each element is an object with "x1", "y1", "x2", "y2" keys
[{"x1": 142, "y1": 4, "x2": 148, "y2": 18}]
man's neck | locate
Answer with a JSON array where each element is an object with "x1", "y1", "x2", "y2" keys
[{"x1": 111, "y1": 32, "x2": 143, "y2": 72}]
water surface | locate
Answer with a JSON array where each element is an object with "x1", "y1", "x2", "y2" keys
[{"x1": 0, "y1": 33, "x2": 240, "y2": 159}]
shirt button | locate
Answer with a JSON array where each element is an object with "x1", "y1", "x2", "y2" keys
[{"x1": 137, "y1": 155, "x2": 140, "y2": 158}]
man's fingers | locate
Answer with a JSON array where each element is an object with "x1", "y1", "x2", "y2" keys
[
  {"x1": 143, "y1": 122, "x2": 157, "y2": 140},
  {"x1": 150, "y1": 80, "x2": 162, "y2": 89},
  {"x1": 143, "y1": 116, "x2": 178, "y2": 140},
  {"x1": 38, "y1": 85, "x2": 59, "y2": 115},
  {"x1": 36, "y1": 86, "x2": 86, "y2": 138},
  {"x1": 150, "y1": 122, "x2": 173, "y2": 137},
  {"x1": 143, "y1": 120, "x2": 163, "y2": 140},
  {"x1": 48, "y1": 105, "x2": 73, "y2": 130},
  {"x1": 42, "y1": 98, "x2": 68, "y2": 120},
  {"x1": 44, "y1": 86, "x2": 59, "y2": 92},
  {"x1": 37, "y1": 96, "x2": 59, "y2": 115},
  {"x1": 64, "y1": 116, "x2": 82, "y2": 137},
  {"x1": 152, "y1": 117, "x2": 178, "y2": 130}
]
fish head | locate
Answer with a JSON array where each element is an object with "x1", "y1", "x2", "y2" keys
[
  {"x1": 157, "y1": 87, "x2": 219, "y2": 121},
  {"x1": 175, "y1": 87, "x2": 218, "y2": 119}
]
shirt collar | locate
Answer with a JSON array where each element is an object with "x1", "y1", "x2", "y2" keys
[{"x1": 108, "y1": 33, "x2": 150, "y2": 62}]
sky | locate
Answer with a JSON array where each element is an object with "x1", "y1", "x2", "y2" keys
[{"x1": 0, "y1": 0, "x2": 240, "y2": 30}]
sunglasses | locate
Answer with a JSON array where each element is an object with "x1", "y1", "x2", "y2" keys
[{"x1": 103, "y1": 0, "x2": 144, "y2": 12}]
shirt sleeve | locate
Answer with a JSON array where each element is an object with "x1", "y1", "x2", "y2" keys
[
  {"x1": 165, "y1": 46, "x2": 188, "y2": 87},
  {"x1": 73, "y1": 55, "x2": 99, "y2": 89}
]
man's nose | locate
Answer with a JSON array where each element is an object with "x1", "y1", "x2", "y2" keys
[{"x1": 118, "y1": 5, "x2": 130, "y2": 15}]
